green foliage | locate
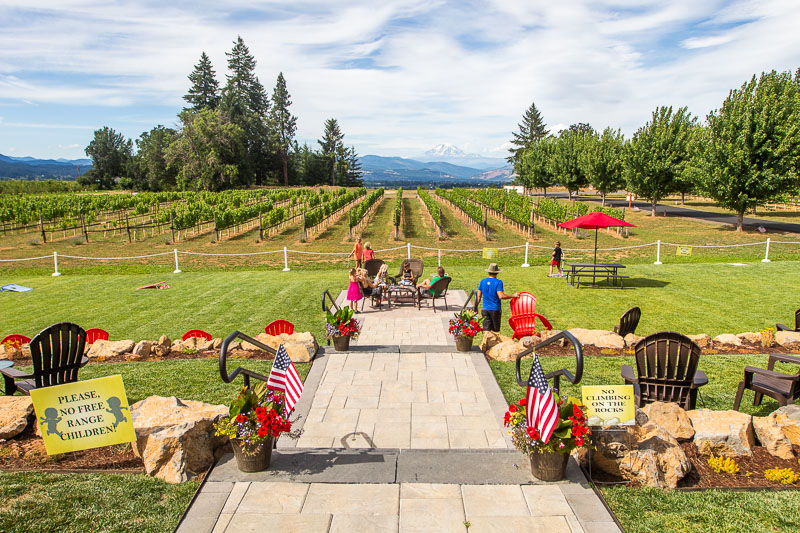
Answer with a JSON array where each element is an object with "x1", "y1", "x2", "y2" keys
[
  {"x1": 0, "y1": 180, "x2": 85, "y2": 195},
  {"x1": 130, "y1": 125, "x2": 178, "y2": 191},
  {"x1": 319, "y1": 118, "x2": 344, "y2": 185},
  {"x1": 304, "y1": 188, "x2": 365, "y2": 228},
  {"x1": 517, "y1": 137, "x2": 557, "y2": 192},
  {"x1": 582, "y1": 127, "x2": 626, "y2": 202},
  {"x1": 350, "y1": 188, "x2": 384, "y2": 227},
  {"x1": 435, "y1": 188, "x2": 483, "y2": 225},
  {"x1": 460, "y1": 187, "x2": 534, "y2": 226},
  {"x1": 549, "y1": 126, "x2": 592, "y2": 197},
  {"x1": 393, "y1": 188, "x2": 403, "y2": 227},
  {"x1": 83, "y1": 127, "x2": 133, "y2": 189},
  {"x1": 269, "y1": 72, "x2": 297, "y2": 186},
  {"x1": 508, "y1": 101, "x2": 549, "y2": 165},
  {"x1": 417, "y1": 187, "x2": 441, "y2": 227},
  {"x1": 183, "y1": 51, "x2": 221, "y2": 111}
]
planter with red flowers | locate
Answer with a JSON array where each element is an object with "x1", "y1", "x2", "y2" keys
[
  {"x1": 214, "y1": 384, "x2": 294, "y2": 472},
  {"x1": 325, "y1": 307, "x2": 362, "y2": 351},
  {"x1": 504, "y1": 395, "x2": 592, "y2": 481},
  {"x1": 448, "y1": 309, "x2": 484, "y2": 352}
]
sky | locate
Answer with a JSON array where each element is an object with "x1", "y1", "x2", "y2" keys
[{"x1": 1, "y1": 0, "x2": 799, "y2": 161}]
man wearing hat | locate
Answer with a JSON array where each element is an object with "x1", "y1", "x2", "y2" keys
[{"x1": 477, "y1": 263, "x2": 519, "y2": 332}]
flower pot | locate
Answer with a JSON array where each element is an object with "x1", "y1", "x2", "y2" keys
[
  {"x1": 230, "y1": 437, "x2": 273, "y2": 472},
  {"x1": 455, "y1": 335, "x2": 473, "y2": 352},
  {"x1": 332, "y1": 335, "x2": 351, "y2": 351},
  {"x1": 529, "y1": 451, "x2": 569, "y2": 481}
]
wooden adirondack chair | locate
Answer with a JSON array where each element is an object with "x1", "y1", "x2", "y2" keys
[
  {"x1": 621, "y1": 331, "x2": 708, "y2": 410},
  {"x1": 776, "y1": 308, "x2": 800, "y2": 332},
  {"x1": 417, "y1": 276, "x2": 452, "y2": 312},
  {"x1": 2, "y1": 323, "x2": 88, "y2": 395},
  {"x1": 734, "y1": 353, "x2": 800, "y2": 411},
  {"x1": 265, "y1": 319, "x2": 295, "y2": 336},
  {"x1": 508, "y1": 292, "x2": 553, "y2": 340},
  {"x1": 614, "y1": 307, "x2": 641, "y2": 339},
  {"x1": 1, "y1": 334, "x2": 31, "y2": 349},
  {"x1": 85, "y1": 328, "x2": 109, "y2": 345},
  {"x1": 182, "y1": 329, "x2": 212, "y2": 342}
]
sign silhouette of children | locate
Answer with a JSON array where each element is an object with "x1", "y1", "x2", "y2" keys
[
  {"x1": 39, "y1": 408, "x2": 62, "y2": 437},
  {"x1": 105, "y1": 396, "x2": 129, "y2": 429}
]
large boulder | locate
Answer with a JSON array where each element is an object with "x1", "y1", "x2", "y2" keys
[
  {"x1": 736, "y1": 332, "x2": 761, "y2": 344},
  {"x1": 132, "y1": 341, "x2": 153, "y2": 358},
  {"x1": 567, "y1": 328, "x2": 624, "y2": 350},
  {"x1": 641, "y1": 402, "x2": 694, "y2": 441},
  {"x1": 753, "y1": 415, "x2": 794, "y2": 460},
  {"x1": 686, "y1": 334, "x2": 711, "y2": 349},
  {"x1": 152, "y1": 335, "x2": 171, "y2": 357},
  {"x1": 87, "y1": 339, "x2": 135, "y2": 359},
  {"x1": 592, "y1": 422, "x2": 692, "y2": 488},
  {"x1": 480, "y1": 331, "x2": 525, "y2": 362},
  {"x1": 623, "y1": 333, "x2": 643, "y2": 348},
  {"x1": 0, "y1": 396, "x2": 33, "y2": 439},
  {"x1": 775, "y1": 331, "x2": 800, "y2": 347},
  {"x1": 688, "y1": 409, "x2": 755, "y2": 456},
  {"x1": 130, "y1": 396, "x2": 228, "y2": 483},
  {"x1": 241, "y1": 332, "x2": 318, "y2": 362},
  {"x1": 712, "y1": 334, "x2": 741, "y2": 347},
  {"x1": 771, "y1": 404, "x2": 800, "y2": 446}
]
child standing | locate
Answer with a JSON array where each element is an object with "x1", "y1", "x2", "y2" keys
[
  {"x1": 363, "y1": 242, "x2": 375, "y2": 261},
  {"x1": 549, "y1": 241, "x2": 563, "y2": 277},
  {"x1": 346, "y1": 268, "x2": 364, "y2": 311}
]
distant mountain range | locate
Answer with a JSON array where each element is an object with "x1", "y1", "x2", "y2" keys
[
  {"x1": 0, "y1": 153, "x2": 91, "y2": 179},
  {"x1": 359, "y1": 147, "x2": 513, "y2": 185}
]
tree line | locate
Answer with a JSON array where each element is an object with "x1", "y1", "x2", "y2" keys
[
  {"x1": 80, "y1": 37, "x2": 363, "y2": 192},
  {"x1": 509, "y1": 69, "x2": 800, "y2": 230}
]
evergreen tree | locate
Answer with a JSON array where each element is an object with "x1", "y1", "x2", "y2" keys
[
  {"x1": 183, "y1": 52, "x2": 220, "y2": 111},
  {"x1": 318, "y1": 118, "x2": 344, "y2": 185},
  {"x1": 508, "y1": 101, "x2": 549, "y2": 166},
  {"x1": 269, "y1": 72, "x2": 297, "y2": 187}
]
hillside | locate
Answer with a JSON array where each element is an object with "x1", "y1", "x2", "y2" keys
[
  {"x1": 359, "y1": 154, "x2": 512, "y2": 184},
  {"x1": 0, "y1": 154, "x2": 90, "y2": 179}
]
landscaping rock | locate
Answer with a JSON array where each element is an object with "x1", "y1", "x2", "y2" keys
[
  {"x1": 132, "y1": 341, "x2": 153, "y2": 358},
  {"x1": 130, "y1": 395, "x2": 228, "y2": 483},
  {"x1": 688, "y1": 409, "x2": 755, "y2": 456},
  {"x1": 775, "y1": 331, "x2": 800, "y2": 347},
  {"x1": 592, "y1": 422, "x2": 691, "y2": 488},
  {"x1": 736, "y1": 332, "x2": 761, "y2": 344},
  {"x1": 520, "y1": 335, "x2": 541, "y2": 349},
  {"x1": 623, "y1": 333, "x2": 643, "y2": 348},
  {"x1": 712, "y1": 334, "x2": 742, "y2": 346},
  {"x1": 568, "y1": 328, "x2": 624, "y2": 350},
  {"x1": 87, "y1": 339, "x2": 135, "y2": 359},
  {"x1": 158, "y1": 335, "x2": 171, "y2": 349},
  {"x1": 180, "y1": 336, "x2": 211, "y2": 351},
  {"x1": 540, "y1": 329, "x2": 566, "y2": 346},
  {"x1": 480, "y1": 331, "x2": 524, "y2": 362},
  {"x1": 641, "y1": 402, "x2": 694, "y2": 441},
  {"x1": 0, "y1": 396, "x2": 33, "y2": 439},
  {"x1": 771, "y1": 404, "x2": 800, "y2": 446},
  {"x1": 240, "y1": 332, "x2": 318, "y2": 362},
  {"x1": 687, "y1": 334, "x2": 711, "y2": 349},
  {"x1": 211, "y1": 338, "x2": 222, "y2": 351},
  {"x1": 753, "y1": 416, "x2": 794, "y2": 460}
]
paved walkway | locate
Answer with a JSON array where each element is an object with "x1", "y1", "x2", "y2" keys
[{"x1": 177, "y1": 295, "x2": 622, "y2": 533}]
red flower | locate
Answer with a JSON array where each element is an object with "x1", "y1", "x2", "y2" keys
[
  {"x1": 235, "y1": 414, "x2": 248, "y2": 424},
  {"x1": 508, "y1": 404, "x2": 517, "y2": 413},
  {"x1": 503, "y1": 412, "x2": 511, "y2": 425},
  {"x1": 257, "y1": 425, "x2": 269, "y2": 437},
  {"x1": 573, "y1": 404, "x2": 582, "y2": 418},
  {"x1": 518, "y1": 398, "x2": 526, "y2": 406},
  {"x1": 574, "y1": 437, "x2": 584, "y2": 447}
]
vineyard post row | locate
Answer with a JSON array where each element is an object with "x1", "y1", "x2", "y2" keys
[
  {"x1": 416, "y1": 187, "x2": 444, "y2": 239},
  {"x1": 393, "y1": 188, "x2": 403, "y2": 240},
  {"x1": 349, "y1": 188, "x2": 385, "y2": 238},
  {"x1": 433, "y1": 188, "x2": 488, "y2": 239}
]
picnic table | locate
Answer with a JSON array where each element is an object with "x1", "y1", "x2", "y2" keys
[
  {"x1": 563, "y1": 262, "x2": 628, "y2": 289},
  {"x1": 386, "y1": 284, "x2": 418, "y2": 306}
]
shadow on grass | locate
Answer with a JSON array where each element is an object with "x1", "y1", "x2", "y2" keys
[{"x1": 624, "y1": 278, "x2": 670, "y2": 288}]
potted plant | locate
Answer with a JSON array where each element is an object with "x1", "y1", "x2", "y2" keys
[
  {"x1": 213, "y1": 383, "x2": 293, "y2": 472},
  {"x1": 325, "y1": 307, "x2": 361, "y2": 351},
  {"x1": 504, "y1": 395, "x2": 592, "y2": 481},
  {"x1": 448, "y1": 308, "x2": 484, "y2": 352}
]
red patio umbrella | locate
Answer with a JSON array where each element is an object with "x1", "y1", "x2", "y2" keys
[{"x1": 558, "y1": 211, "x2": 636, "y2": 266}]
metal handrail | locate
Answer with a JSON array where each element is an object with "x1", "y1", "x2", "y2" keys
[
  {"x1": 515, "y1": 330, "x2": 583, "y2": 393},
  {"x1": 322, "y1": 289, "x2": 340, "y2": 314},
  {"x1": 219, "y1": 330, "x2": 277, "y2": 388},
  {"x1": 461, "y1": 289, "x2": 481, "y2": 312}
]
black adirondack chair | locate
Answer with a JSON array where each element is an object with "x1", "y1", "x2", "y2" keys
[
  {"x1": 2, "y1": 322, "x2": 88, "y2": 395},
  {"x1": 620, "y1": 331, "x2": 708, "y2": 410},
  {"x1": 614, "y1": 306, "x2": 641, "y2": 339},
  {"x1": 776, "y1": 308, "x2": 800, "y2": 332},
  {"x1": 733, "y1": 354, "x2": 800, "y2": 411},
  {"x1": 417, "y1": 276, "x2": 452, "y2": 312}
]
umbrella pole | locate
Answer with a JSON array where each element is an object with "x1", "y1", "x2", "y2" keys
[{"x1": 593, "y1": 228, "x2": 598, "y2": 286}]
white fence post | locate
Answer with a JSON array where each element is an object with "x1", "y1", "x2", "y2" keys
[
  {"x1": 283, "y1": 246, "x2": 290, "y2": 271},
  {"x1": 438, "y1": 249, "x2": 441, "y2": 267},
  {"x1": 173, "y1": 248, "x2": 182, "y2": 274},
  {"x1": 52, "y1": 251, "x2": 61, "y2": 277},
  {"x1": 407, "y1": 242, "x2": 411, "y2": 259},
  {"x1": 654, "y1": 240, "x2": 663, "y2": 265},
  {"x1": 521, "y1": 241, "x2": 530, "y2": 267},
  {"x1": 762, "y1": 238, "x2": 771, "y2": 263}
]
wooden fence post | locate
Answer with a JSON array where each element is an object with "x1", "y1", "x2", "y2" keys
[
  {"x1": 81, "y1": 214, "x2": 89, "y2": 243},
  {"x1": 125, "y1": 213, "x2": 132, "y2": 243},
  {"x1": 39, "y1": 214, "x2": 47, "y2": 243}
]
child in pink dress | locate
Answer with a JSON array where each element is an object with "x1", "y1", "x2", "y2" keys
[{"x1": 346, "y1": 268, "x2": 364, "y2": 311}]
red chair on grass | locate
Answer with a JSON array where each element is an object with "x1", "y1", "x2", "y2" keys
[
  {"x1": 182, "y1": 329, "x2": 212, "y2": 342},
  {"x1": 1, "y1": 334, "x2": 31, "y2": 349},
  {"x1": 264, "y1": 319, "x2": 295, "y2": 336},
  {"x1": 85, "y1": 328, "x2": 109, "y2": 345},
  {"x1": 508, "y1": 292, "x2": 553, "y2": 340}
]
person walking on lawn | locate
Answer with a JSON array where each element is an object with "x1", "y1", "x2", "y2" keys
[
  {"x1": 477, "y1": 263, "x2": 519, "y2": 333},
  {"x1": 549, "y1": 240, "x2": 563, "y2": 277},
  {"x1": 349, "y1": 236, "x2": 364, "y2": 268}
]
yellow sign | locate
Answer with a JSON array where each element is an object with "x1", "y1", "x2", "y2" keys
[
  {"x1": 581, "y1": 385, "x2": 635, "y2": 426},
  {"x1": 676, "y1": 245, "x2": 693, "y2": 256},
  {"x1": 482, "y1": 248, "x2": 498, "y2": 259},
  {"x1": 30, "y1": 375, "x2": 136, "y2": 455}
]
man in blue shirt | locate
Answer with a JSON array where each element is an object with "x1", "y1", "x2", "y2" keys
[{"x1": 477, "y1": 263, "x2": 518, "y2": 332}]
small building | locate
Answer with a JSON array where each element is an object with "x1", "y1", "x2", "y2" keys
[{"x1": 503, "y1": 185, "x2": 524, "y2": 194}]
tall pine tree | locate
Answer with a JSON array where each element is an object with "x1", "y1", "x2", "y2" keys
[
  {"x1": 269, "y1": 72, "x2": 297, "y2": 187},
  {"x1": 183, "y1": 52, "x2": 220, "y2": 111},
  {"x1": 318, "y1": 118, "x2": 344, "y2": 185},
  {"x1": 508, "y1": 101, "x2": 549, "y2": 166}
]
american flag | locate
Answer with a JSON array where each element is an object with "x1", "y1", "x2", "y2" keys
[
  {"x1": 267, "y1": 344, "x2": 304, "y2": 413},
  {"x1": 526, "y1": 353, "x2": 558, "y2": 444}
]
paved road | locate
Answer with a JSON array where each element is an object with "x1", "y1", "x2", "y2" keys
[{"x1": 534, "y1": 193, "x2": 800, "y2": 234}]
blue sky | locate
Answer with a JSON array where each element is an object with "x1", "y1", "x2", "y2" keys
[{"x1": 1, "y1": 0, "x2": 799, "y2": 160}]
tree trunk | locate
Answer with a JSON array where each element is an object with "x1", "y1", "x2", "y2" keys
[
  {"x1": 651, "y1": 198, "x2": 658, "y2": 217},
  {"x1": 737, "y1": 211, "x2": 744, "y2": 232},
  {"x1": 681, "y1": 191, "x2": 685, "y2": 205},
  {"x1": 281, "y1": 151, "x2": 289, "y2": 187},
  {"x1": 601, "y1": 192, "x2": 606, "y2": 207}
]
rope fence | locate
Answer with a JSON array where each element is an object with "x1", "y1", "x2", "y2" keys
[{"x1": 1, "y1": 238, "x2": 799, "y2": 276}]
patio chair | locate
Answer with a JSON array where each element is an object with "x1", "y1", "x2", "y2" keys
[
  {"x1": 2, "y1": 322, "x2": 88, "y2": 395},
  {"x1": 393, "y1": 258, "x2": 424, "y2": 285},
  {"x1": 363, "y1": 259, "x2": 385, "y2": 278},
  {"x1": 85, "y1": 328, "x2": 109, "y2": 345},
  {"x1": 776, "y1": 308, "x2": 800, "y2": 332},
  {"x1": 264, "y1": 319, "x2": 295, "y2": 336},
  {"x1": 182, "y1": 329, "x2": 212, "y2": 342},
  {"x1": 1, "y1": 334, "x2": 31, "y2": 349},
  {"x1": 621, "y1": 331, "x2": 708, "y2": 410},
  {"x1": 508, "y1": 292, "x2": 553, "y2": 340},
  {"x1": 614, "y1": 306, "x2": 641, "y2": 339},
  {"x1": 417, "y1": 276, "x2": 452, "y2": 312},
  {"x1": 733, "y1": 353, "x2": 800, "y2": 411}
]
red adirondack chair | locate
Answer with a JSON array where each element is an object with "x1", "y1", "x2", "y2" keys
[
  {"x1": 508, "y1": 292, "x2": 553, "y2": 340},
  {"x1": 85, "y1": 328, "x2": 110, "y2": 345},
  {"x1": 264, "y1": 319, "x2": 295, "y2": 336},
  {"x1": 182, "y1": 329, "x2": 212, "y2": 342},
  {"x1": 1, "y1": 334, "x2": 31, "y2": 349}
]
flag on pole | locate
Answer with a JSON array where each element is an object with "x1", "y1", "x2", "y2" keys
[
  {"x1": 526, "y1": 353, "x2": 558, "y2": 444},
  {"x1": 267, "y1": 344, "x2": 304, "y2": 413}
]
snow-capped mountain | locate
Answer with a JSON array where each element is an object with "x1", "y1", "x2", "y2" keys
[
  {"x1": 417, "y1": 144, "x2": 508, "y2": 170},
  {"x1": 424, "y1": 143, "x2": 466, "y2": 158}
]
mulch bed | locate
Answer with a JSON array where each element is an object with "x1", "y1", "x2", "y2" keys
[{"x1": 536, "y1": 340, "x2": 798, "y2": 358}]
